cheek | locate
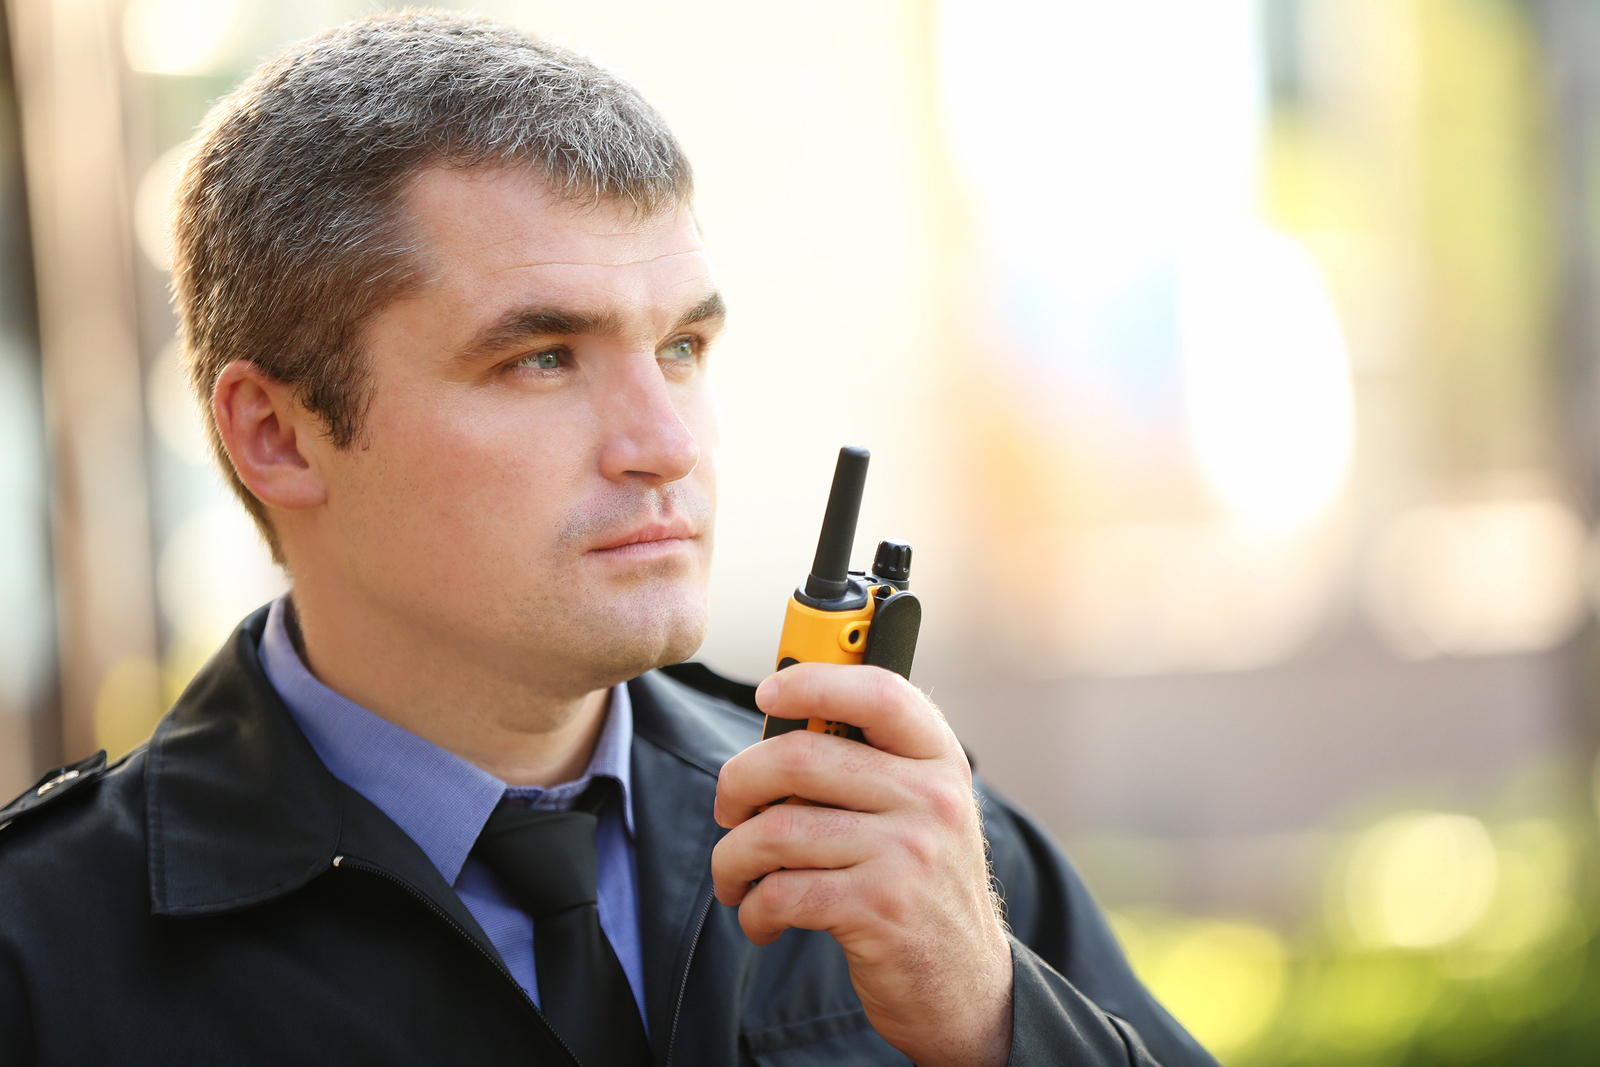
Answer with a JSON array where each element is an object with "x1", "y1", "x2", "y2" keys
[{"x1": 341, "y1": 386, "x2": 588, "y2": 545}]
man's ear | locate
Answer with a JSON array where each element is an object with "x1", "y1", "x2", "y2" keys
[{"x1": 212, "y1": 360, "x2": 329, "y2": 511}]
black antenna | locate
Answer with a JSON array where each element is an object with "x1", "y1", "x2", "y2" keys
[{"x1": 804, "y1": 446, "x2": 870, "y2": 601}]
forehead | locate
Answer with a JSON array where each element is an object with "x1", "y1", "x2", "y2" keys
[{"x1": 401, "y1": 164, "x2": 707, "y2": 291}]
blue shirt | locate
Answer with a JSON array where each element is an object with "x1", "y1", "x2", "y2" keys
[{"x1": 257, "y1": 596, "x2": 646, "y2": 1024}]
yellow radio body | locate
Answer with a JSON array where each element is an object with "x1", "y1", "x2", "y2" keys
[
  {"x1": 759, "y1": 446, "x2": 922, "y2": 779},
  {"x1": 770, "y1": 594, "x2": 878, "y2": 740}
]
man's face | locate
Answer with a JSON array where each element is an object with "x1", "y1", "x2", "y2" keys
[{"x1": 304, "y1": 164, "x2": 721, "y2": 696}]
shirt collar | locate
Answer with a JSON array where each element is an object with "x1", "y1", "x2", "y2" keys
[{"x1": 257, "y1": 595, "x2": 635, "y2": 888}]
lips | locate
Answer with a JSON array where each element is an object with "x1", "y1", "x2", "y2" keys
[{"x1": 589, "y1": 517, "x2": 697, "y2": 553}]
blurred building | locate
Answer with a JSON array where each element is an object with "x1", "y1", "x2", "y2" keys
[{"x1": 4, "y1": 0, "x2": 1600, "y2": 1062}]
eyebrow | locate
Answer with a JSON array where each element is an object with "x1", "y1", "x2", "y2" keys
[{"x1": 461, "y1": 290, "x2": 727, "y2": 358}]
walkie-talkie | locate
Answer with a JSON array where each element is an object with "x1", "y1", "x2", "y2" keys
[{"x1": 761, "y1": 446, "x2": 922, "y2": 747}]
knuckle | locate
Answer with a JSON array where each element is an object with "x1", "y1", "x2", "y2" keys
[
  {"x1": 898, "y1": 824, "x2": 944, "y2": 868},
  {"x1": 777, "y1": 733, "x2": 822, "y2": 778},
  {"x1": 760, "y1": 869, "x2": 807, "y2": 913},
  {"x1": 920, "y1": 779, "x2": 972, "y2": 828},
  {"x1": 859, "y1": 878, "x2": 909, "y2": 927},
  {"x1": 758, "y1": 804, "x2": 799, "y2": 848}
]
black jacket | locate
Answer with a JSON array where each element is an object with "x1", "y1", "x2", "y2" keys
[{"x1": 0, "y1": 608, "x2": 1218, "y2": 1066}]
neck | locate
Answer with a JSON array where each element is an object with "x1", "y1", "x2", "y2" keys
[{"x1": 284, "y1": 590, "x2": 610, "y2": 788}]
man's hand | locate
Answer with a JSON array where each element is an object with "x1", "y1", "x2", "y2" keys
[{"x1": 712, "y1": 663, "x2": 1014, "y2": 1067}]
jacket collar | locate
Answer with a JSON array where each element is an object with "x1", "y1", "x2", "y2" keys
[
  {"x1": 146, "y1": 606, "x2": 343, "y2": 915},
  {"x1": 144, "y1": 607, "x2": 763, "y2": 950},
  {"x1": 145, "y1": 606, "x2": 515, "y2": 956}
]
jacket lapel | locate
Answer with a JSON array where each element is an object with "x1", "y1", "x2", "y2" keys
[
  {"x1": 628, "y1": 670, "x2": 763, "y2": 1057},
  {"x1": 333, "y1": 779, "x2": 501, "y2": 957}
]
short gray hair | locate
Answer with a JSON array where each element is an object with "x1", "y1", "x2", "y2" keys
[{"x1": 171, "y1": 10, "x2": 693, "y2": 561}]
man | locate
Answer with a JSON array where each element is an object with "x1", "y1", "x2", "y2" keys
[{"x1": 0, "y1": 12, "x2": 1218, "y2": 1066}]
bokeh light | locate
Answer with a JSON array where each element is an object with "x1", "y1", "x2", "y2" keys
[
  {"x1": 1113, "y1": 912, "x2": 1289, "y2": 1057},
  {"x1": 1344, "y1": 812, "x2": 1499, "y2": 950},
  {"x1": 156, "y1": 504, "x2": 286, "y2": 655},
  {"x1": 1297, "y1": 950, "x2": 1444, "y2": 1054},
  {"x1": 1041, "y1": 519, "x2": 1340, "y2": 675},
  {"x1": 1180, "y1": 224, "x2": 1353, "y2": 529},
  {"x1": 134, "y1": 144, "x2": 186, "y2": 272},
  {"x1": 92, "y1": 656, "x2": 163, "y2": 760},
  {"x1": 1455, "y1": 819, "x2": 1574, "y2": 971},
  {"x1": 123, "y1": 0, "x2": 247, "y2": 76},
  {"x1": 146, "y1": 340, "x2": 211, "y2": 467},
  {"x1": 1364, "y1": 498, "x2": 1589, "y2": 659}
]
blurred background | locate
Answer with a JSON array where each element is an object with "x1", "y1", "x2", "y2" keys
[{"x1": 4, "y1": 0, "x2": 1600, "y2": 1061}]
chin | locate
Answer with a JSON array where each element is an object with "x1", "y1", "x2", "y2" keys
[{"x1": 567, "y1": 585, "x2": 709, "y2": 687}]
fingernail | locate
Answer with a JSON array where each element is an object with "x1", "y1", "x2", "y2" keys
[{"x1": 755, "y1": 675, "x2": 778, "y2": 711}]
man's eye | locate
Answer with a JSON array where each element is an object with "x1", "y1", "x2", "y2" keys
[
  {"x1": 516, "y1": 350, "x2": 562, "y2": 371},
  {"x1": 662, "y1": 338, "x2": 696, "y2": 361}
]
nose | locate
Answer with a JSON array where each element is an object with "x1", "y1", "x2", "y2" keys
[{"x1": 593, "y1": 353, "x2": 700, "y2": 487}]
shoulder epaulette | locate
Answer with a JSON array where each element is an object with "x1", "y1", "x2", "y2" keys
[
  {"x1": 0, "y1": 750, "x2": 108, "y2": 833},
  {"x1": 658, "y1": 662, "x2": 760, "y2": 713}
]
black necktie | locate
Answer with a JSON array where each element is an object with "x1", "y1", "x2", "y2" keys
[{"x1": 472, "y1": 779, "x2": 651, "y2": 1066}]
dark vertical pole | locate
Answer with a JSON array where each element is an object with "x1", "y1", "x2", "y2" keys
[
  {"x1": 0, "y1": 0, "x2": 60, "y2": 792},
  {"x1": 1537, "y1": 0, "x2": 1600, "y2": 509},
  {"x1": 1532, "y1": 0, "x2": 1600, "y2": 769},
  {"x1": 6, "y1": 0, "x2": 159, "y2": 765}
]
